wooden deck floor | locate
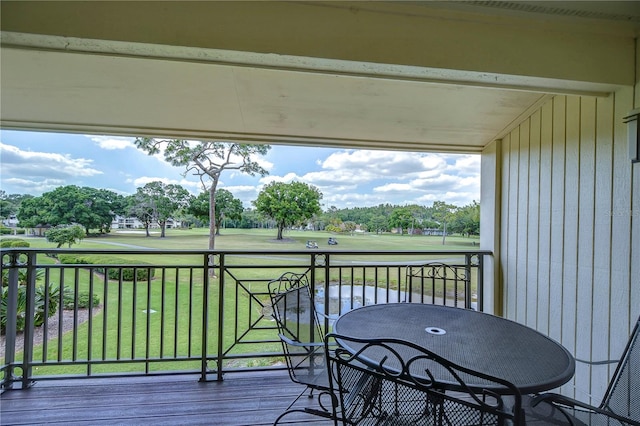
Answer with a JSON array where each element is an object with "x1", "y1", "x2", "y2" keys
[
  {"x1": 1, "y1": 371, "x2": 557, "y2": 425},
  {"x1": 0, "y1": 371, "x2": 333, "y2": 426}
]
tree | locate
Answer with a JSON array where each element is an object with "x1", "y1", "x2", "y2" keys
[
  {"x1": 187, "y1": 189, "x2": 244, "y2": 235},
  {"x1": 125, "y1": 193, "x2": 156, "y2": 237},
  {"x1": 0, "y1": 191, "x2": 33, "y2": 220},
  {"x1": 388, "y1": 207, "x2": 414, "y2": 234},
  {"x1": 135, "y1": 181, "x2": 190, "y2": 238},
  {"x1": 134, "y1": 138, "x2": 270, "y2": 249},
  {"x1": 46, "y1": 225, "x2": 85, "y2": 248},
  {"x1": 431, "y1": 201, "x2": 457, "y2": 244},
  {"x1": 253, "y1": 181, "x2": 323, "y2": 240},
  {"x1": 213, "y1": 189, "x2": 243, "y2": 234},
  {"x1": 343, "y1": 221, "x2": 357, "y2": 235},
  {"x1": 16, "y1": 186, "x2": 122, "y2": 233},
  {"x1": 449, "y1": 200, "x2": 480, "y2": 236},
  {"x1": 186, "y1": 191, "x2": 210, "y2": 226},
  {"x1": 368, "y1": 215, "x2": 389, "y2": 234}
]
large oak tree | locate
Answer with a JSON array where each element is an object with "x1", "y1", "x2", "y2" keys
[{"x1": 253, "y1": 181, "x2": 322, "y2": 240}]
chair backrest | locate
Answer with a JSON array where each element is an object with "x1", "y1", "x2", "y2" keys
[
  {"x1": 269, "y1": 272, "x2": 327, "y2": 387},
  {"x1": 600, "y1": 315, "x2": 640, "y2": 422},
  {"x1": 325, "y1": 333, "x2": 524, "y2": 425},
  {"x1": 405, "y1": 262, "x2": 472, "y2": 308}
]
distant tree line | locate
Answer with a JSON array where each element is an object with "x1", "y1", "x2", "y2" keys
[{"x1": 3, "y1": 183, "x2": 479, "y2": 246}]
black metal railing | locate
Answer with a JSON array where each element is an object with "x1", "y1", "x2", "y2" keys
[{"x1": 1, "y1": 248, "x2": 490, "y2": 390}]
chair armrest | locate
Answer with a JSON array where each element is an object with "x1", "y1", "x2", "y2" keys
[
  {"x1": 532, "y1": 393, "x2": 640, "y2": 426},
  {"x1": 279, "y1": 334, "x2": 324, "y2": 348}
]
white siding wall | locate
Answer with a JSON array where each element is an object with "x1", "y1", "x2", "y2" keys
[{"x1": 485, "y1": 86, "x2": 640, "y2": 403}]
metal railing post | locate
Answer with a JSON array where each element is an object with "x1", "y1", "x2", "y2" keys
[
  {"x1": 200, "y1": 253, "x2": 209, "y2": 382},
  {"x1": 477, "y1": 254, "x2": 484, "y2": 312},
  {"x1": 2, "y1": 252, "x2": 20, "y2": 389},
  {"x1": 216, "y1": 253, "x2": 225, "y2": 381},
  {"x1": 21, "y1": 252, "x2": 37, "y2": 388}
]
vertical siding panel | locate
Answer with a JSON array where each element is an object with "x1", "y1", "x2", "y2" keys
[
  {"x1": 517, "y1": 120, "x2": 530, "y2": 324},
  {"x1": 591, "y1": 94, "x2": 614, "y2": 403},
  {"x1": 575, "y1": 96, "x2": 596, "y2": 402},
  {"x1": 537, "y1": 101, "x2": 554, "y2": 335},
  {"x1": 506, "y1": 129, "x2": 520, "y2": 318},
  {"x1": 527, "y1": 111, "x2": 541, "y2": 328},
  {"x1": 562, "y1": 96, "x2": 580, "y2": 398},
  {"x1": 500, "y1": 133, "x2": 511, "y2": 317},
  {"x1": 549, "y1": 96, "x2": 566, "y2": 343},
  {"x1": 498, "y1": 88, "x2": 636, "y2": 403},
  {"x1": 631, "y1": 159, "x2": 640, "y2": 326},
  {"x1": 610, "y1": 89, "x2": 633, "y2": 363}
]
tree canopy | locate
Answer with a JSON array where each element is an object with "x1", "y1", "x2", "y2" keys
[
  {"x1": 253, "y1": 181, "x2": 323, "y2": 240},
  {"x1": 17, "y1": 186, "x2": 123, "y2": 234},
  {"x1": 129, "y1": 181, "x2": 190, "y2": 238},
  {"x1": 46, "y1": 225, "x2": 85, "y2": 248},
  {"x1": 134, "y1": 138, "x2": 270, "y2": 248},
  {"x1": 186, "y1": 189, "x2": 244, "y2": 235}
]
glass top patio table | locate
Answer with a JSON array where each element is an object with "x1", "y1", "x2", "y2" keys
[{"x1": 333, "y1": 303, "x2": 575, "y2": 394}]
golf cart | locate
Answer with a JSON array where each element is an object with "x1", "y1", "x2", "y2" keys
[{"x1": 306, "y1": 240, "x2": 319, "y2": 249}]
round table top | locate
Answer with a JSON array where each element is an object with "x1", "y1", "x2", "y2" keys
[{"x1": 333, "y1": 303, "x2": 575, "y2": 394}]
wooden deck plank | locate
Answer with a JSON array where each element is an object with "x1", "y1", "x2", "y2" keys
[
  {"x1": 1, "y1": 372, "x2": 334, "y2": 425},
  {"x1": 1, "y1": 372, "x2": 549, "y2": 425}
]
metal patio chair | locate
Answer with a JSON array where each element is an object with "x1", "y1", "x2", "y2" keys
[
  {"x1": 268, "y1": 272, "x2": 335, "y2": 424},
  {"x1": 527, "y1": 314, "x2": 640, "y2": 426},
  {"x1": 405, "y1": 262, "x2": 472, "y2": 308},
  {"x1": 325, "y1": 333, "x2": 525, "y2": 425}
]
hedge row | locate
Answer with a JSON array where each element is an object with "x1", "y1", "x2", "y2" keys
[
  {"x1": 0, "y1": 238, "x2": 30, "y2": 248},
  {"x1": 58, "y1": 254, "x2": 156, "y2": 281},
  {"x1": 0, "y1": 228, "x2": 26, "y2": 235}
]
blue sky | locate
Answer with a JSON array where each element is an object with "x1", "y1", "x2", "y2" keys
[{"x1": 0, "y1": 130, "x2": 480, "y2": 209}]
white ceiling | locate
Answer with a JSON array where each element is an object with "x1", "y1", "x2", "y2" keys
[
  {"x1": 1, "y1": 1, "x2": 639, "y2": 153},
  {"x1": 1, "y1": 46, "x2": 547, "y2": 153}
]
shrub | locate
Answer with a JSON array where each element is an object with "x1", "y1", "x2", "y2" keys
[
  {"x1": 0, "y1": 285, "x2": 26, "y2": 334},
  {"x1": 1, "y1": 283, "x2": 59, "y2": 334},
  {"x1": 0, "y1": 238, "x2": 30, "y2": 248},
  {"x1": 2, "y1": 267, "x2": 43, "y2": 287},
  {"x1": 58, "y1": 254, "x2": 155, "y2": 281},
  {"x1": 63, "y1": 290, "x2": 100, "y2": 309}
]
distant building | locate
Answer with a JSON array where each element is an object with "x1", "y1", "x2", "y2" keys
[
  {"x1": 111, "y1": 216, "x2": 182, "y2": 229},
  {"x1": 1, "y1": 214, "x2": 19, "y2": 228}
]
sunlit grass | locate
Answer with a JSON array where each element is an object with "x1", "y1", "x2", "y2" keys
[{"x1": 7, "y1": 228, "x2": 479, "y2": 375}]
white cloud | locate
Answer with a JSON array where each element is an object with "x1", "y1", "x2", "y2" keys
[
  {"x1": 320, "y1": 150, "x2": 446, "y2": 179},
  {"x1": 3, "y1": 177, "x2": 66, "y2": 193},
  {"x1": 259, "y1": 172, "x2": 300, "y2": 185},
  {"x1": 0, "y1": 142, "x2": 103, "y2": 178},
  {"x1": 252, "y1": 149, "x2": 480, "y2": 208},
  {"x1": 90, "y1": 136, "x2": 135, "y2": 150}
]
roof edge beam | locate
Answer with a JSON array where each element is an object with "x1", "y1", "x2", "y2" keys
[{"x1": 1, "y1": 31, "x2": 619, "y2": 97}]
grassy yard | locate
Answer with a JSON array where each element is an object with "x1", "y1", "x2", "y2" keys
[
  {"x1": 6, "y1": 229, "x2": 480, "y2": 375},
  {"x1": 20, "y1": 227, "x2": 478, "y2": 251}
]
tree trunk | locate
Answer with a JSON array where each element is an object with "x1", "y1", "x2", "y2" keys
[
  {"x1": 160, "y1": 221, "x2": 166, "y2": 238},
  {"x1": 145, "y1": 223, "x2": 150, "y2": 237},
  {"x1": 209, "y1": 185, "x2": 217, "y2": 250},
  {"x1": 441, "y1": 222, "x2": 447, "y2": 245},
  {"x1": 207, "y1": 182, "x2": 220, "y2": 278}
]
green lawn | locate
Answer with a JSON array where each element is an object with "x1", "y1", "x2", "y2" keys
[
  {"x1": 6, "y1": 229, "x2": 480, "y2": 375},
  {"x1": 67, "y1": 227, "x2": 478, "y2": 251}
]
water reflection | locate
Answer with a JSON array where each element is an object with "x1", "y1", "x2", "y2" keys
[{"x1": 315, "y1": 285, "x2": 406, "y2": 322}]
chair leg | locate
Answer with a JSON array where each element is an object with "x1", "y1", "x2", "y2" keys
[{"x1": 273, "y1": 386, "x2": 336, "y2": 425}]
